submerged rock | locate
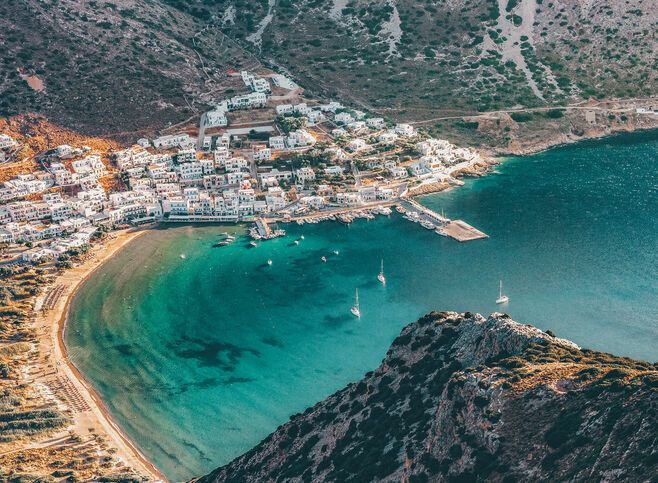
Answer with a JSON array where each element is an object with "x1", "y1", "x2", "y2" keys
[{"x1": 193, "y1": 312, "x2": 658, "y2": 482}]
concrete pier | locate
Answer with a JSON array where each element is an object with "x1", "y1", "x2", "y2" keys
[
  {"x1": 441, "y1": 220, "x2": 488, "y2": 242},
  {"x1": 398, "y1": 197, "x2": 488, "y2": 242},
  {"x1": 255, "y1": 217, "x2": 272, "y2": 238}
]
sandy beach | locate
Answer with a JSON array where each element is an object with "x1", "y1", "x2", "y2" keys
[{"x1": 29, "y1": 228, "x2": 166, "y2": 481}]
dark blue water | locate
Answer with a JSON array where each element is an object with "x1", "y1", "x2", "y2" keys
[{"x1": 67, "y1": 131, "x2": 658, "y2": 481}]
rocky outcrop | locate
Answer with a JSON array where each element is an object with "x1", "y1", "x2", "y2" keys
[{"x1": 195, "y1": 312, "x2": 658, "y2": 482}]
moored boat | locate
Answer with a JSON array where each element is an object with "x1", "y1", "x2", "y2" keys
[
  {"x1": 496, "y1": 280, "x2": 509, "y2": 304},
  {"x1": 350, "y1": 288, "x2": 361, "y2": 318},
  {"x1": 378, "y1": 259, "x2": 386, "y2": 285}
]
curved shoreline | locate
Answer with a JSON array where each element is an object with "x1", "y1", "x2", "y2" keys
[{"x1": 34, "y1": 228, "x2": 167, "y2": 481}]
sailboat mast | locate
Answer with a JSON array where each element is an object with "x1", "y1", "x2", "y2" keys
[{"x1": 499, "y1": 280, "x2": 502, "y2": 298}]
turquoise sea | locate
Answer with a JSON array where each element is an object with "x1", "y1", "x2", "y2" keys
[{"x1": 66, "y1": 131, "x2": 658, "y2": 481}]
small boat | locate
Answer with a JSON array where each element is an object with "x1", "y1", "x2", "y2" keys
[
  {"x1": 214, "y1": 241, "x2": 231, "y2": 247},
  {"x1": 267, "y1": 259, "x2": 273, "y2": 266},
  {"x1": 249, "y1": 241, "x2": 257, "y2": 247},
  {"x1": 496, "y1": 280, "x2": 509, "y2": 304},
  {"x1": 333, "y1": 250, "x2": 339, "y2": 256},
  {"x1": 294, "y1": 240, "x2": 299, "y2": 245},
  {"x1": 321, "y1": 256, "x2": 327, "y2": 263},
  {"x1": 180, "y1": 254, "x2": 186, "y2": 259},
  {"x1": 395, "y1": 206, "x2": 405, "y2": 214},
  {"x1": 300, "y1": 235, "x2": 305, "y2": 240},
  {"x1": 377, "y1": 259, "x2": 386, "y2": 285},
  {"x1": 350, "y1": 288, "x2": 361, "y2": 318},
  {"x1": 421, "y1": 220, "x2": 435, "y2": 230}
]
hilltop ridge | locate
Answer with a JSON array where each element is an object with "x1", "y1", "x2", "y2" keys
[{"x1": 196, "y1": 311, "x2": 658, "y2": 482}]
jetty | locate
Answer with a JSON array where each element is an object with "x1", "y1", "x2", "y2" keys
[
  {"x1": 398, "y1": 197, "x2": 488, "y2": 242},
  {"x1": 255, "y1": 217, "x2": 272, "y2": 238},
  {"x1": 250, "y1": 217, "x2": 286, "y2": 240},
  {"x1": 442, "y1": 220, "x2": 488, "y2": 242}
]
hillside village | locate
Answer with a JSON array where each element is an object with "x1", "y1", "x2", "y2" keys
[{"x1": 0, "y1": 70, "x2": 490, "y2": 263}]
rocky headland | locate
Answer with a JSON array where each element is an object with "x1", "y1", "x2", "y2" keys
[{"x1": 196, "y1": 311, "x2": 657, "y2": 482}]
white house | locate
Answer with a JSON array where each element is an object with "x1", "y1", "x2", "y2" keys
[
  {"x1": 299, "y1": 196, "x2": 324, "y2": 210},
  {"x1": 269, "y1": 136, "x2": 286, "y2": 150},
  {"x1": 293, "y1": 103, "x2": 311, "y2": 115},
  {"x1": 324, "y1": 165, "x2": 344, "y2": 176},
  {"x1": 378, "y1": 131, "x2": 399, "y2": 143},
  {"x1": 276, "y1": 104, "x2": 294, "y2": 115},
  {"x1": 347, "y1": 121, "x2": 366, "y2": 131},
  {"x1": 335, "y1": 192, "x2": 362, "y2": 206},
  {"x1": 335, "y1": 112, "x2": 355, "y2": 124},
  {"x1": 229, "y1": 92, "x2": 267, "y2": 110},
  {"x1": 295, "y1": 167, "x2": 316, "y2": 184},
  {"x1": 206, "y1": 108, "x2": 228, "y2": 128},
  {"x1": 347, "y1": 139, "x2": 368, "y2": 152},
  {"x1": 0, "y1": 134, "x2": 17, "y2": 150},
  {"x1": 318, "y1": 101, "x2": 343, "y2": 113},
  {"x1": 253, "y1": 146, "x2": 272, "y2": 162},
  {"x1": 389, "y1": 166, "x2": 409, "y2": 179},
  {"x1": 395, "y1": 123, "x2": 415, "y2": 136},
  {"x1": 366, "y1": 118, "x2": 385, "y2": 129},
  {"x1": 307, "y1": 110, "x2": 326, "y2": 124},
  {"x1": 176, "y1": 149, "x2": 197, "y2": 164},
  {"x1": 287, "y1": 129, "x2": 315, "y2": 148},
  {"x1": 258, "y1": 169, "x2": 293, "y2": 185},
  {"x1": 153, "y1": 133, "x2": 194, "y2": 149}
]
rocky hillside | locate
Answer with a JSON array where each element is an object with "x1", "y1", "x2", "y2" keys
[
  {"x1": 0, "y1": 0, "x2": 259, "y2": 136},
  {"x1": 1, "y1": 0, "x2": 655, "y2": 140},
  {"x1": 168, "y1": 0, "x2": 657, "y2": 118},
  {"x1": 196, "y1": 312, "x2": 658, "y2": 482}
]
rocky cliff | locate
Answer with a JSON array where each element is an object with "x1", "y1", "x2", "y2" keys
[{"x1": 196, "y1": 312, "x2": 657, "y2": 482}]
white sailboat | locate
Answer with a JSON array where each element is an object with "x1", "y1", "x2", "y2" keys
[
  {"x1": 377, "y1": 259, "x2": 386, "y2": 285},
  {"x1": 496, "y1": 280, "x2": 509, "y2": 304},
  {"x1": 351, "y1": 288, "x2": 361, "y2": 318},
  {"x1": 267, "y1": 259, "x2": 273, "y2": 266}
]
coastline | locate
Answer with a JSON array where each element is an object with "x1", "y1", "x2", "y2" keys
[
  {"x1": 31, "y1": 227, "x2": 166, "y2": 482},
  {"x1": 481, "y1": 124, "x2": 658, "y2": 157},
  {"x1": 19, "y1": 127, "x2": 656, "y2": 480}
]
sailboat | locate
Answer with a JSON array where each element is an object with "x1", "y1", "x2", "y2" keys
[
  {"x1": 496, "y1": 280, "x2": 509, "y2": 304},
  {"x1": 377, "y1": 259, "x2": 386, "y2": 285},
  {"x1": 267, "y1": 259, "x2": 273, "y2": 266},
  {"x1": 351, "y1": 288, "x2": 361, "y2": 318}
]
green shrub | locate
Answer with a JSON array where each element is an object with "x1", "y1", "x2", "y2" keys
[
  {"x1": 544, "y1": 109, "x2": 564, "y2": 119},
  {"x1": 511, "y1": 112, "x2": 533, "y2": 122}
]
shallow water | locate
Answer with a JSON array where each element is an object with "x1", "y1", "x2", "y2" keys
[{"x1": 67, "y1": 131, "x2": 658, "y2": 480}]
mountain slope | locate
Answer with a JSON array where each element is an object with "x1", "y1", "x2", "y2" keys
[
  {"x1": 170, "y1": 0, "x2": 658, "y2": 119},
  {"x1": 0, "y1": 0, "x2": 258, "y2": 136},
  {"x1": 196, "y1": 312, "x2": 658, "y2": 482}
]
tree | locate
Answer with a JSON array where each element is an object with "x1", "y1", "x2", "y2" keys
[{"x1": 277, "y1": 115, "x2": 307, "y2": 134}]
